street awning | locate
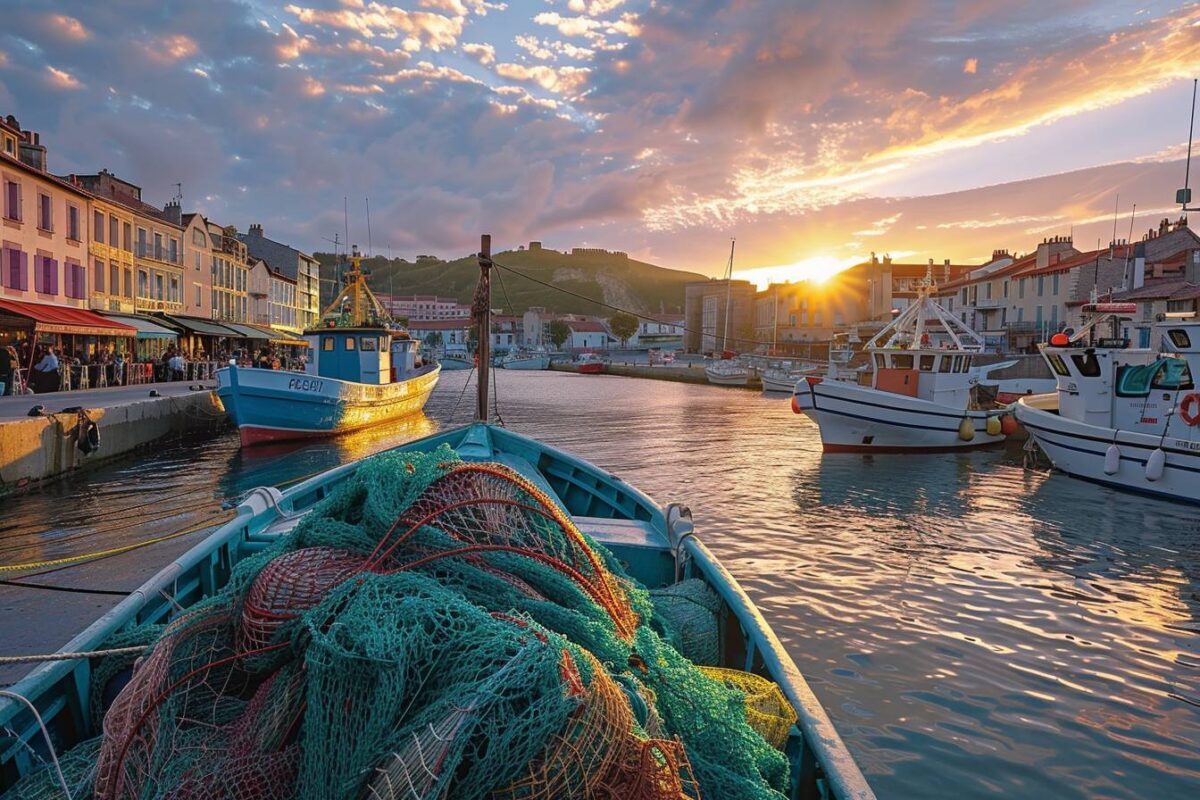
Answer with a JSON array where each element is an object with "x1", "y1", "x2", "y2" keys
[
  {"x1": 0, "y1": 299, "x2": 137, "y2": 337},
  {"x1": 243, "y1": 323, "x2": 308, "y2": 347},
  {"x1": 220, "y1": 323, "x2": 270, "y2": 340},
  {"x1": 101, "y1": 313, "x2": 178, "y2": 339},
  {"x1": 154, "y1": 314, "x2": 243, "y2": 337}
]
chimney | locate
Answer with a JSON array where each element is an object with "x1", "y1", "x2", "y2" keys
[
  {"x1": 162, "y1": 200, "x2": 182, "y2": 226},
  {"x1": 1187, "y1": 250, "x2": 1200, "y2": 286},
  {"x1": 870, "y1": 251, "x2": 877, "y2": 265},
  {"x1": 248, "y1": 223, "x2": 264, "y2": 237}
]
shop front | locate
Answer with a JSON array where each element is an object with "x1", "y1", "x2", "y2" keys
[{"x1": 0, "y1": 298, "x2": 137, "y2": 391}]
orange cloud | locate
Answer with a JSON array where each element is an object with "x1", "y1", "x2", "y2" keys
[
  {"x1": 49, "y1": 14, "x2": 89, "y2": 42},
  {"x1": 963, "y1": 57, "x2": 977, "y2": 74},
  {"x1": 495, "y1": 62, "x2": 589, "y2": 95},
  {"x1": 45, "y1": 65, "x2": 81, "y2": 90}
]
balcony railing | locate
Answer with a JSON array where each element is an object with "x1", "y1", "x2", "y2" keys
[{"x1": 135, "y1": 242, "x2": 182, "y2": 265}]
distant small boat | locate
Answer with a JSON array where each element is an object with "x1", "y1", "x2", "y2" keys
[
  {"x1": 576, "y1": 352, "x2": 606, "y2": 374},
  {"x1": 501, "y1": 349, "x2": 552, "y2": 370},
  {"x1": 761, "y1": 363, "x2": 819, "y2": 393},
  {"x1": 437, "y1": 350, "x2": 474, "y2": 371},
  {"x1": 705, "y1": 361, "x2": 760, "y2": 387}
]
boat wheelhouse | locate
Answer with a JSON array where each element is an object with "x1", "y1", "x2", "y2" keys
[
  {"x1": 217, "y1": 247, "x2": 440, "y2": 445},
  {"x1": 793, "y1": 268, "x2": 1009, "y2": 452},
  {"x1": 1015, "y1": 305, "x2": 1200, "y2": 502}
]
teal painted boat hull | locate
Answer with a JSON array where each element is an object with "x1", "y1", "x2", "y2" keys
[{"x1": 0, "y1": 423, "x2": 874, "y2": 800}]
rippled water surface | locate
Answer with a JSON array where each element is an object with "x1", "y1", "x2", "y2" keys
[{"x1": 2, "y1": 370, "x2": 1198, "y2": 798}]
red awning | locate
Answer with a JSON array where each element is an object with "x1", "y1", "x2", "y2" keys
[{"x1": 0, "y1": 299, "x2": 138, "y2": 337}]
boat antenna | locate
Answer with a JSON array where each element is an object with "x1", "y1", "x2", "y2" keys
[
  {"x1": 1109, "y1": 193, "x2": 1119, "y2": 259},
  {"x1": 365, "y1": 197, "x2": 373, "y2": 257},
  {"x1": 343, "y1": 196, "x2": 350, "y2": 273},
  {"x1": 475, "y1": 234, "x2": 492, "y2": 422},
  {"x1": 722, "y1": 238, "x2": 735, "y2": 353},
  {"x1": 1180, "y1": 78, "x2": 1198, "y2": 212},
  {"x1": 1123, "y1": 202, "x2": 1137, "y2": 289}
]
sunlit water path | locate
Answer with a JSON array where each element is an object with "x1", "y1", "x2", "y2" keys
[{"x1": 1, "y1": 370, "x2": 1197, "y2": 798}]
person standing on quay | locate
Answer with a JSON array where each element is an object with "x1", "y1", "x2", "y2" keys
[
  {"x1": 0, "y1": 344, "x2": 14, "y2": 396},
  {"x1": 168, "y1": 350, "x2": 185, "y2": 381}
]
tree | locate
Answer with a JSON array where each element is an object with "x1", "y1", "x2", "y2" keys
[
  {"x1": 548, "y1": 319, "x2": 572, "y2": 350},
  {"x1": 609, "y1": 312, "x2": 639, "y2": 347}
]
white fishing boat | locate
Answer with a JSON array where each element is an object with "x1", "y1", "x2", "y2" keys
[
  {"x1": 792, "y1": 269, "x2": 1010, "y2": 452},
  {"x1": 761, "y1": 363, "x2": 820, "y2": 393},
  {"x1": 1014, "y1": 305, "x2": 1200, "y2": 503},
  {"x1": 500, "y1": 349, "x2": 551, "y2": 370},
  {"x1": 705, "y1": 360, "x2": 760, "y2": 387}
]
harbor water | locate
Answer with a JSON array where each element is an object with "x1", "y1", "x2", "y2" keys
[{"x1": 1, "y1": 370, "x2": 1198, "y2": 798}]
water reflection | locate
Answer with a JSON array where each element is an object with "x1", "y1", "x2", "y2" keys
[{"x1": 1, "y1": 370, "x2": 1197, "y2": 798}]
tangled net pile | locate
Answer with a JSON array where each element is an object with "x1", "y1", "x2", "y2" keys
[{"x1": 9, "y1": 446, "x2": 796, "y2": 800}]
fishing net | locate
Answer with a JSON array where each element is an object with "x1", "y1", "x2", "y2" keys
[
  {"x1": 6, "y1": 445, "x2": 791, "y2": 800},
  {"x1": 699, "y1": 668, "x2": 798, "y2": 750}
]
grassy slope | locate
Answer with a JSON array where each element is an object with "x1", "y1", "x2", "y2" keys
[{"x1": 315, "y1": 248, "x2": 706, "y2": 316}]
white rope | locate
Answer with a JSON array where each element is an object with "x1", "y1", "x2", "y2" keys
[
  {"x1": 0, "y1": 645, "x2": 147, "y2": 665},
  {"x1": 0, "y1": 690, "x2": 73, "y2": 800}
]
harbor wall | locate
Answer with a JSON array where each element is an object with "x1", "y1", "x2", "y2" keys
[
  {"x1": 552, "y1": 361, "x2": 722, "y2": 385},
  {"x1": 0, "y1": 391, "x2": 226, "y2": 494}
]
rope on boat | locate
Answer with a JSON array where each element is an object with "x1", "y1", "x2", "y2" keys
[
  {"x1": 0, "y1": 511, "x2": 234, "y2": 574},
  {"x1": 0, "y1": 645, "x2": 148, "y2": 665}
]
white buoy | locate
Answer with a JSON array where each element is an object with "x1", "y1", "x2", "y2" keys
[
  {"x1": 1103, "y1": 444, "x2": 1120, "y2": 475},
  {"x1": 1145, "y1": 448, "x2": 1166, "y2": 482}
]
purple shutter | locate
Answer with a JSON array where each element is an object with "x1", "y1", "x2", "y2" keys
[
  {"x1": 95, "y1": 259, "x2": 104, "y2": 293},
  {"x1": 33, "y1": 255, "x2": 43, "y2": 293},
  {"x1": 77, "y1": 264, "x2": 86, "y2": 299},
  {"x1": 0, "y1": 248, "x2": 8, "y2": 289},
  {"x1": 47, "y1": 258, "x2": 58, "y2": 295},
  {"x1": 5, "y1": 182, "x2": 16, "y2": 220},
  {"x1": 17, "y1": 250, "x2": 27, "y2": 290}
]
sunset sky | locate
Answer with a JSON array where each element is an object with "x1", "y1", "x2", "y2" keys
[{"x1": 1, "y1": 1, "x2": 1199, "y2": 285}]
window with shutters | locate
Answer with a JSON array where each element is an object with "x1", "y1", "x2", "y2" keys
[{"x1": 37, "y1": 193, "x2": 52, "y2": 231}]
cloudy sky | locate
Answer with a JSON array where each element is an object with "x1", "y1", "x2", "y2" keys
[{"x1": 1, "y1": 1, "x2": 1199, "y2": 284}]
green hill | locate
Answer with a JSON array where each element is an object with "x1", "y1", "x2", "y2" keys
[{"x1": 314, "y1": 247, "x2": 705, "y2": 316}]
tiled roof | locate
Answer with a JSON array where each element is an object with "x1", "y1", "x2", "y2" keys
[
  {"x1": 0, "y1": 151, "x2": 91, "y2": 197},
  {"x1": 405, "y1": 319, "x2": 473, "y2": 330},
  {"x1": 566, "y1": 320, "x2": 608, "y2": 332}
]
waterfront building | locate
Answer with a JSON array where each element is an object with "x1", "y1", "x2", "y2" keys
[
  {"x1": 627, "y1": 314, "x2": 684, "y2": 348},
  {"x1": 248, "y1": 257, "x2": 299, "y2": 333},
  {"x1": 238, "y1": 224, "x2": 320, "y2": 330},
  {"x1": 73, "y1": 171, "x2": 184, "y2": 315},
  {"x1": 0, "y1": 116, "x2": 136, "y2": 364},
  {"x1": 179, "y1": 213, "x2": 214, "y2": 319},
  {"x1": 565, "y1": 319, "x2": 613, "y2": 350},
  {"x1": 490, "y1": 314, "x2": 523, "y2": 351},
  {"x1": 376, "y1": 293, "x2": 471, "y2": 322},
  {"x1": 683, "y1": 279, "x2": 756, "y2": 352},
  {"x1": 208, "y1": 221, "x2": 250, "y2": 324},
  {"x1": 406, "y1": 318, "x2": 473, "y2": 351}
]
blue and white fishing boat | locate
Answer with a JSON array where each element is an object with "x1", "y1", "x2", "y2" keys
[
  {"x1": 216, "y1": 247, "x2": 440, "y2": 446},
  {"x1": 0, "y1": 236, "x2": 875, "y2": 800},
  {"x1": 436, "y1": 349, "x2": 474, "y2": 371},
  {"x1": 500, "y1": 349, "x2": 551, "y2": 370}
]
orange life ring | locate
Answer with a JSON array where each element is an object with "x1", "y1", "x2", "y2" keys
[{"x1": 1180, "y1": 392, "x2": 1200, "y2": 426}]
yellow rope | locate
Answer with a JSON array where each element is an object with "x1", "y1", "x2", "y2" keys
[{"x1": 0, "y1": 511, "x2": 235, "y2": 573}]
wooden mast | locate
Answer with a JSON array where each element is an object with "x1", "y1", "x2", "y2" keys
[{"x1": 476, "y1": 234, "x2": 492, "y2": 422}]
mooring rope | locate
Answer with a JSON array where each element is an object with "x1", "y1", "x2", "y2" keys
[
  {"x1": 0, "y1": 645, "x2": 148, "y2": 665},
  {"x1": 0, "y1": 690, "x2": 73, "y2": 799},
  {"x1": 0, "y1": 511, "x2": 234, "y2": 574}
]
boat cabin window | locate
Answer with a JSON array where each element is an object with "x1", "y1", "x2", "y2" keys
[
  {"x1": 919, "y1": 354, "x2": 935, "y2": 371},
  {"x1": 1168, "y1": 329, "x2": 1192, "y2": 349},
  {"x1": 379, "y1": 336, "x2": 388, "y2": 351},
  {"x1": 960, "y1": 356, "x2": 973, "y2": 373},
  {"x1": 322, "y1": 336, "x2": 334, "y2": 352},
  {"x1": 345, "y1": 337, "x2": 356, "y2": 351},
  {"x1": 874, "y1": 353, "x2": 885, "y2": 370},
  {"x1": 951, "y1": 355, "x2": 963, "y2": 372},
  {"x1": 360, "y1": 336, "x2": 376, "y2": 351},
  {"x1": 938, "y1": 356, "x2": 952, "y2": 373},
  {"x1": 1116, "y1": 362, "x2": 1156, "y2": 397},
  {"x1": 1151, "y1": 357, "x2": 1194, "y2": 391},
  {"x1": 893, "y1": 353, "x2": 913, "y2": 370},
  {"x1": 1070, "y1": 352, "x2": 1101, "y2": 377},
  {"x1": 1047, "y1": 353, "x2": 1070, "y2": 376}
]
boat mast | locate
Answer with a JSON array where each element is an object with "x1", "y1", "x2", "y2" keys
[
  {"x1": 722, "y1": 238, "x2": 735, "y2": 352},
  {"x1": 476, "y1": 234, "x2": 492, "y2": 422}
]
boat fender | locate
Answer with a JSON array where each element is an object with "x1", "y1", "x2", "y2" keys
[
  {"x1": 1180, "y1": 392, "x2": 1200, "y2": 425},
  {"x1": 790, "y1": 394, "x2": 803, "y2": 414},
  {"x1": 958, "y1": 417, "x2": 975, "y2": 441},
  {"x1": 77, "y1": 411, "x2": 100, "y2": 455},
  {"x1": 985, "y1": 416, "x2": 1002, "y2": 436},
  {"x1": 1145, "y1": 448, "x2": 1166, "y2": 482},
  {"x1": 1103, "y1": 444, "x2": 1120, "y2": 475},
  {"x1": 1000, "y1": 414, "x2": 1019, "y2": 436}
]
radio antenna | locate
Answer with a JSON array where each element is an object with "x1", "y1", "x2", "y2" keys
[{"x1": 1179, "y1": 78, "x2": 1198, "y2": 211}]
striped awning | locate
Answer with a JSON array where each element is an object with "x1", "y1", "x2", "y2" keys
[
  {"x1": 100, "y1": 313, "x2": 178, "y2": 339},
  {"x1": 0, "y1": 299, "x2": 137, "y2": 337}
]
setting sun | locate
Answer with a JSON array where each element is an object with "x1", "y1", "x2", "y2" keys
[{"x1": 733, "y1": 255, "x2": 863, "y2": 289}]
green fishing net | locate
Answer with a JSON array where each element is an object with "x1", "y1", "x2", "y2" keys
[{"x1": 5, "y1": 445, "x2": 790, "y2": 800}]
